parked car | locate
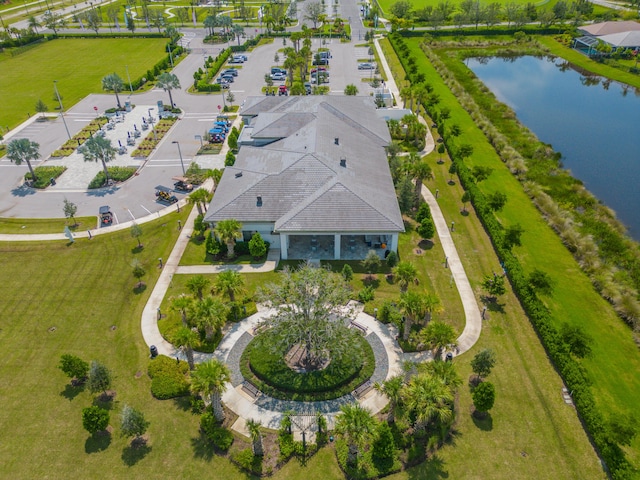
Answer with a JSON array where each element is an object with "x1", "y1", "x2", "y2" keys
[
  {"x1": 235, "y1": 54, "x2": 248, "y2": 61},
  {"x1": 271, "y1": 67, "x2": 286, "y2": 75},
  {"x1": 304, "y1": 82, "x2": 312, "y2": 95},
  {"x1": 222, "y1": 68, "x2": 238, "y2": 76},
  {"x1": 310, "y1": 67, "x2": 327, "y2": 74},
  {"x1": 229, "y1": 57, "x2": 244, "y2": 64},
  {"x1": 271, "y1": 72, "x2": 286, "y2": 81},
  {"x1": 358, "y1": 62, "x2": 376, "y2": 70},
  {"x1": 313, "y1": 56, "x2": 329, "y2": 66},
  {"x1": 221, "y1": 74, "x2": 234, "y2": 83},
  {"x1": 278, "y1": 85, "x2": 288, "y2": 96}
]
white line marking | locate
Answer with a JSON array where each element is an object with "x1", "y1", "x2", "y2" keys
[
  {"x1": 127, "y1": 208, "x2": 135, "y2": 220},
  {"x1": 140, "y1": 204, "x2": 152, "y2": 215}
]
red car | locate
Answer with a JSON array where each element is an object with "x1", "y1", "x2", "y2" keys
[{"x1": 278, "y1": 85, "x2": 288, "y2": 96}]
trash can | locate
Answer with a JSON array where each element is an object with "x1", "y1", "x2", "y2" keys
[
  {"x1": 445, "y1": 352, "x2": 453, "y2": 362},
  {"x1": 150, "y1": 345, "x2": 158, "y2": 358},
  {"x1": 50, "y1": 177, "x2": 56, "y2": 186}
]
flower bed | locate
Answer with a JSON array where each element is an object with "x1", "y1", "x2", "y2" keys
[{"x1": 54, "y1": 117, "x2": 108, "y2": 157}]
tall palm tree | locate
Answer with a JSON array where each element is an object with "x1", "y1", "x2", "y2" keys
[
  {"x1": 394, "y1": 261, "x2": 418, "y2": 292},
  {"x1": 7, "y1": 138, "x2": 40, "y2": 182},
  {"x1": 335, "y1": 403, "x2": 377, "y2": 467},
  {"x1": 399, "y1": 290, "x2": 426, "y2": 341},
  {"x1": 190, "y1": 359, "x2": 230, "y2": 421},
  {"x1": 246, "y1": 419, "x2": 264, "y2": 456},
  {"x1": 79, "y1": 135, "x2": 116, "y2": 184},
  {"x1": 423, "y1": 293, "x2": 442, "y2": 323},
  {"x1": 402, "y1": 373, "x2": 454, "y2": 431},
  {"x1": 170, "y1": 294, "x2": 194, "y2": 327},
  {"x1": 188, "y1": 188, "x2": 212, "y2": 215},
  {"x1": 374, "y1": 375, "x2": 403, "y2": 423},
  {"x1": 156, "y1": 72, "x2": 181, "y2": 108},
  {"x1": 410, "y1": 159, "x2": 433, "y2": 201},
  {"x1": 213, "y1": 270, "x2": 245, "y2": 303},
  {"x1": 172, "y1": 326, "x2": 198, "y2": 370},
  {"x1": 28, "y1": 16, "x2": 40, "y2": 33},
  {"x1": 193, "y1": 296, "x2": 228, "y2": 341},
  {"x1": 213, "y1": 219, "x2": 243, "y2": 258},
  {"x1": 186, "y1": 275, "x2": 211, "y2": 301},
  {"x1": 101, "y1": 73, "x2": 124, "y2": 109}
]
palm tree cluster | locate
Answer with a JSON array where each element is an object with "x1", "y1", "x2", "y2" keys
[{"x1": 170, "y1": 271, "x2": 245, "y2": 369}]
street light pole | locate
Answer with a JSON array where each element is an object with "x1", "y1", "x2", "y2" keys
[
  {"x1": 172, "y1": 141, "x2": 186, "y2": 175},
  {"x1": 53, "y1": 80, "x2": 71, "y2": 140},
  {"x1": 125, "y1": 65, "x2": 134, "y2": 95}
]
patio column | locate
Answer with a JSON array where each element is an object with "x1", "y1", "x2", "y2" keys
[
  {"x1": 280, "y1": 233, "x2": 288, "y2": 260},
  {"x1": 334, "y1": 234, "x2": 341, "y2": 260},
  {"x1": 390, "y1": 234, "x2": 399, "y2": 253}
]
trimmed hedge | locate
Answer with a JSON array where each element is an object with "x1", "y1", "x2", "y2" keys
[
  {"x1": 25, "y1": 166, "x2": 67, "y2": 189},
  {"x1": 88, "y1": 166, "x2": 137, "y2": 189},
  {"x1": 147, "y1": 355, "x2": 190, "y2": 399}
]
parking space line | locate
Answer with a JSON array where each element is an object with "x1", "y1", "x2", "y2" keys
[
  {"x1": 140, "y1": 204, "x2": 152, "y2": 215},
  {"x1": 127, "y1": 208, "x2": 136, "y2": 220}
]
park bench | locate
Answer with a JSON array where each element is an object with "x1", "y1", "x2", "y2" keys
[
  {"x1": 352, "y1": 380, "x2": 373, "y2": 399},
  {"x1": 241, "y1": 380, "x2": 261, "y2": 399},
  {"x1": 349, "y1": 320, "x2": 367, "y2": 335}
]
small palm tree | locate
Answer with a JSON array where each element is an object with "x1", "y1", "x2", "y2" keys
[
  {"x1": 79, "y1": 136, "x2": 116, "y2": 184},
  {"x1": 374, "y1": 375, "x2": 403, "y2": 423},
  {"x1": 188, "y1": 189, "x2": 212, "y2": 215},
  {"x1": 101, "y1": 73, "x2": 124, "y2": 109},
  {"x1": 402, "y1": 372, "x2": 454, "y2": 430},
  {"x1": 399, "y1": 290, "x2": 426, "y2": 341},
  {"x1": 410, "y1": 158, "x2": 433, "y2": 201},
  {"x1": 190, "y1": 359, "x2": 231, "y2": 422},
  {"x1": 170, "y1": 294, "x2": 194, "y2": 327},
  {"x1": 172, "y1": 326, "x2": 198, "y2": 370},
  {"x1": 423, "y1": 293, "x2": 442, "y2": 324},
  {"x1": 186, "y1": 275, "x2": 211, "y2": 301},
  {"x1": 7, "y1": 138, "x2": 40, "y2": 182},
  {"x1": 193, "y1": 296, "x2": 228, "y2": 341},
  {"x1": 156, "y1": 72, "x2": 181, "y2": 108},
  {"x1": 213, "y1": 219, "x2": 243, "y2": 258},
  {"x1": 394, "y1": 261, "x2": 418, "y2": 292},
  {"x1": 335, "y1": 403, "x2": 377, "y2": 467},
  {"x1": 418, "y1": 320, "x2": 457, "y2": 359},
  {"x1": 213, "y1": 270, "x2": 245, "y2": 303},
  {"x1": 246, "y1": 419, "x2": 264, "y2": 456}
]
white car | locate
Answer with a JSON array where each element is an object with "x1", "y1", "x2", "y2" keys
[
  {"x1": 271, "y1": 72, "x2": 286, "y2": 81},
  {"x1": 358, "y1": 62, "x2": 376, "y2": 70}
]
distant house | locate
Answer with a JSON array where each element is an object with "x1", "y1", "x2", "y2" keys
[
  {"x1": 575, "y1": 20, "x2": 640, "y2": 53},
  {"x1": 204, "y1": 96, "x2": 404, "y2": 261}
]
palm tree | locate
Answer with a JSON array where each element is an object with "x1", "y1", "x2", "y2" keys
[
  {"x1": 399, "y1": 290, "x2": 426, "y2": 341},
  {"x1": 188, "y1": 188, "x2": 212, "y2": 215},
  {"x1": 156, "y1": 72, "x2": 181, "y2": 108},
  {"x1": 172, "y1": 326, "x2": 198, "y2": 370},
  {"x1": 186, "y1": 275, "x2": 211, "y2": 301},
  {"x1": 420, "y1": 360, "x2": 462, "y2": 390},
  {"x1": 190, "y1": 359, "x2": 230, "y2": 421},
  {"x1": 101, "y1": 73, "x2": 124, "y2": 109},
  {"x1": 28, "y1": 16, "x2": 40, "y2": 33},
  {"x1": 193, "y1": 296, "x2": 228, "y2": 341},
  {"x1": 402, "y1": 372, "x2": 454, "y2": 430},
  {"x1": 374, "y1": 375, "x2": 403, "y2": 423},
  {"x1": 203, "y1": 14, "x2": 218, "y2": 36},
  {"x1": 410, "y1": 159, "x2": 433, "y2": 201},
  {"x1": 213, "y1": 219, "x2": 243, "y2": 258},
  {"x1": 213, "y1": 270, "x2": 245, "y2": 303},
  {"x1": 170, "y1": 294, "x2": 194, "y2": 326},
  {"x1": 7, "y1": 138, "x2": 40, "y2": 182},
  {"x1": 79, "y1": 135, "x2": 116, "y2": 184},
  {"x1": 246, "y1": 419, "x2": 264, "y2": 456},
  {"x1": 422, "y1": 293, "x2": 442, "y2": 324},
  {"x1": 419, "y1": 320, "x2": 457, "y2": 359},
  {"x1": 394, "y1": 261, "x2": 418, "y2": 292},
  {"x1": 334, "y1": 403, "x2": 377, "y2": 466}
]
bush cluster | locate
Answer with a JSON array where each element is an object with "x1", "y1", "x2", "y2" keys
[
  {"x1": 25, "y1": 166, "x2": 67, "y2": 189},
  {"x1": 147, "y1": 355, "x2": 190, "y2": 399},
  {"x1": 200, "y1": 410, "x2": 234, "y2": 451},
  {"x1": 88, "y1": 166, "x2": 137, "y2": 189}
]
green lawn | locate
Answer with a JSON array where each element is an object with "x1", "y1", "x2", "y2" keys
[
  {"x1": 0, "y1": 38, "x2": 167, "y2": 130},
  {"x1": 0, "y1": 216, "x2": 97, "y2": 233},
  {"x1": 377, "y1": 0, "x2": 560, "y2": 15}
]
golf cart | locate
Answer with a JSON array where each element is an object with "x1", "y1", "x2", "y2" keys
[
  {"x1": 172, "y1": 176, "x2": 194, "y2": 192},
  {"x1": 99, "y1": 206, "x2": 113, "y2": 227},
  {"x1": 155, "y1": 185, "x2": 178, "y2": 204}
]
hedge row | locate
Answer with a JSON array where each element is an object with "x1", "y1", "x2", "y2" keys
[
  {"x1": 88, "y1": 166, "x2": 137, "y2": 189},
  {"x1": 193, "y1": 48, "x2": 231, "y2": 92},
  {"x1": 389, "y1": 32, "x2": 632, "y2": 478}
]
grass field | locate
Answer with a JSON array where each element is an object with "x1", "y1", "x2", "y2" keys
[
  {"x1": 0, "y1": 216, "x2": 97, "y2": 233},
  {"x1": 376, "y1": 0, "x2": 560, "y2": 14},
  {"x1": 0, "y1": 38, "x2": 168, "y2": 130}
]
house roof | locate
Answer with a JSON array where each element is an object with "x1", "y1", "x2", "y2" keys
[
  {"x1": 599, "y1": 31, "x2": 640, "y2": 48},
  {"x1": 205, "y1": 96, "x2": 404, "y2": 233},
  {"x1": 579, "y1": 21, "x2": 640, "y2": 37}
]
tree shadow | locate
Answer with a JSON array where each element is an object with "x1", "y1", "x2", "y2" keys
[
  {"x1": 190, "y1": 432, "x2": 214, "y2": 462},
  {"x1": 460, "y1": 209, "x2": 470, "y2": 217},
  {"x1": 361, "y1": 276, "x2": 380, "y2": 288},
  {"x1": 121, "y1": 442, "x2": 152, "y2": 466},
  {"x1": 172, "y1": 395, "x2": 192, "y2": 412},
  {"x1": 86, "y1": 185, "x2": 119, "y2": 197},
  {"x1": 85, "y1": 431, "x2": 112, "y2": 453},
  {"x1": 131, "y1": 245, "x2": 144, "y2": 254},
  {"x1": 133, "y1": 283, "x2": 147, "y2": 295},
  {"x1": 481, "y1": 297, "x2": 505, "y2": 315},
  {"x1": 418, "y1": 239, "x2": 434, "y2": 251},
  {"x1": 60, "y1": 383, "x2": 85, "y2": 401},
  {"x1": 406, "y1": 454, "x2": 448, "y2": 479},
  {"x1": 11, "y1": 185, "x2": 36, "y2": 197},
  {"x1": 92, "y1": 391, "x2": 116, "y2": 410},
  {"x1": 472, "y1": 412, "x2": 493, "y2": 431}
]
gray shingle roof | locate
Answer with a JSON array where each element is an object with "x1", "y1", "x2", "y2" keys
[{"x1": 205, "y1": 96, "x2": 404, "y2": 233}]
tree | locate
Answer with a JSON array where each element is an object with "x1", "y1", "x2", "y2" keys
[
  {"x1": 246, "y1": 419, "x2": 264, "y2": 456},
  {"x1": 193, "y1": 296, "x2": 228, "y2": 340},
  {"x1": 232, "y1": 24, "x2": 244, "y2": 45},
  {"x1": 437, "y1": 143, "x2": 446, "y2": 163},
  {"x1": 416, "y1": 202, "x2": 431, "y2": 223},
  {"x1": 213, "y1": 270, "x2": 245, "y2": 302},
  {"x1": 88, "y1": 360, "x2": 112, "y2": 395},
  {"x1": 458, "y1": 143, "x2": 474, "y2": 160},
  {"x1": 394, "y1": 261, "x2": 418, "y2": 291},
  {"x1": 471, "y1": 348, "x2": 497, "y2": 379},
  {"x1": 101, "y1": 73, "x2": 124, "y2": 109},
  {"x1": 374, "y1": 375, "x2": 403, "y2": 423},
  {"x1": 372, "y1": 422, "x2": 396, "y2": 465},
  {"x1": 304, "y1": 1, "x2": 324, "y2": 28},
  {"x1": 472, "y1": 381, "x2": 495, "y2": 417},
  {"x1": 341, "y1": 264, "x2": 353, "y2": 282},
  {"x1": 190, "y1": 359, "x2": 230, "y2": 422},
  {"x1": 59, "y1": 354, "x2": 89, "y2": 381},
  {"x1": 130, "y1": 223, "x2": 143, "y2": 248},
  {"x1": 170, "y1": 293, "x2": 194, "y2": 327},
  {"x1": 410, "y1": 159, "x2": 433, "y2": 201},
  {"x1": 126, "y1": 14, "x2": 136, "y2": 32},
  {"x1": 186, "y1": 275, "x2": 211, "y2": 301},
  {"x1": 28, "y1": 15, "x2": 40, "y2": 33},
  {"x1": 344, "y1": 84, "x2": 358, "y2": 95},
  {"x1": 487, "y1": 191, "x2": 508, "y2": 212},
  {"x1": 606, "y1": 413, "x2": 639, "y2": 447},
  {"x1": 248, "y1": 232, "x2": 267, "y2": 258},
  {"x1": 132, "y1": 259, "x2": 146, "y2": 288},
  {"x1": 35, "y1": 99, "x2": 48, "y2": 119},
  {"x1": 188, "y1": 188, "x2": 211, "y2": 215},
  {"x1": 503, "y1": 223, "x2": 524, "y2": 249},
  {"x1": 390, "y1": 0, "x2": 413, "y2": 18},
  {"x1": 82, "y1": 406, "x2": 110, "y2": 435},
  {"x1": 417, "y1": 218, "x2": 436, "y2": 240},
  {"x1": 397, "y1": 176, "x2": 416, "y2": 213},
  {"x1": 399, "y1": 290, "x2": 426, "y2": 341},
  {"x1": 482, "y1": 274, "x2": 506, "y2": 302},
  {"x1": 156, "y1": 72, "x2": 180, "y2": 108},
  {"x1": 528, "y1": 269, "x2": 554, "y2": 296},
  {"x1": 63, "y1": 199, "x2": 78, "y2": 226},
  {"x1": 361, "y1": 250, "x2": 381, "y2": 280},
  {"x1": 420, "y1": 320, "x2": 457, "y2": 359},
  {"x1": 560, "y1": 323, "x2": 593, "y2": 358},
  {"x1": 172, "y1": 326, "x2": 198, "y2": 370},
  {"x1": 213, "y1": 219, "x2": 243, "y2": 258},
  {"x1": 421, "y1": 358, "x2": 462, "y2": 389},
  {"x1": 449, "y1": 124, "x2": 462, "y2": 138},
  {"x1": 7, "y1": 138, "x2": 40, "y2": 182},
  {"x1": 121, "y1": 405, "x2": 149, "y2": 442},
  {"x1": 402, "y1": 372, "x2": 454, "y2": 429},
  {"x1": 471, "y1": 165, "x2": 493, "y2": 182},
  {"x1": 257, "y1": 263, "x2": 359, "y2": 370},
  {"x1": 335, "y1": 403, "x2": 377, "y2": 466},
  {"x1": 79, "y1": 136, "x2": 116, "y2": 184},
  {"x1": 386, "y1": 251, "x2": 398, "y2": 268},
  {"x1": 461, "y1": 191, "x2": 471, "y2": 213},
  {"x1": 448, "y1": 162, "x2": 457, "y2": 184}
]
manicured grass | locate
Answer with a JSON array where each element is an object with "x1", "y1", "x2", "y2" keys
[
  {"x1": 377, "y1": 0, "x2": 560, "y2": 14},
  {"x1": 0, "y1": 38, "x2": 168, "y2": 130},
  {"x1": 0, "y1": 216, "x2": 98, "y2": 233}
]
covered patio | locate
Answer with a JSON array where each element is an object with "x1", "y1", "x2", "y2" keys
[{"x1": 283, "y1": 233, "x2": 393, "y2": 261}]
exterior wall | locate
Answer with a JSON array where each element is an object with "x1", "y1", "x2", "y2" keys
[{"x1": 240, "y1": 222, "x2": 280, "y2": 248}]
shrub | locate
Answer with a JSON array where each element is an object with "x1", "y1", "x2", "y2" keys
[
  {"x1": 147, "y1": 355, "x2": 190, "y2": 399},
  {"x1": 342, "y1": 264, "x2": 354, "y2": 282},
  {"x1": 225, "y1": 151, "x2": 236, "y2": 166},
  {"x1": 248, "y1": 232, "x2": 267, "y2": 258},
  {"x1": 379, "y1": 300, "x2": 402, "y2": 325},
  {"x1": 358, "y1": 285, "x2": 375, "y2": 303},
  {"x1": 200, "y1": 410, "x2": 234, "y2": 451},
  {"x1": 59, "y1": 353, "x2": 89, "y2": 380},
  {"x1": 386, "y1": 250, "x2": 398, "y2": 268},
  {"x1": 82, "y1": 406, "x2": 110, "y2": 435},
  {"x1": 25, "y1": 166, "x2": 67, "y2": 189},
  {"x1": 231, "y1": 448, "x2": 262, "y2": 474},
  {"x1": 88, "y1": 167, "x2": 137, "y2": 189}
]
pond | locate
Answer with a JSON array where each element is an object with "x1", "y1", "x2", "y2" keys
[{"x1": 467, "y1": 55, "x2": 640, "y2": 239}]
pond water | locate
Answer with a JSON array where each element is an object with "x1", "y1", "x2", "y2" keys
[{"x1": 467, "y1": 55, "x2": 640, "y2": 239}]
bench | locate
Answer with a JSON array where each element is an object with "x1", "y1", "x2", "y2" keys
[
  {"x1": 349, "y1": 320, "x2": 367, "y2": 335},
  {"x1": 241, "y1": 380, "x2": 261, "y2": 399},
  {"x1": 352, "y1": 380, "x2": 373, "y2": 399}
]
